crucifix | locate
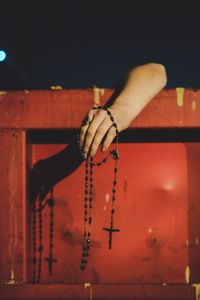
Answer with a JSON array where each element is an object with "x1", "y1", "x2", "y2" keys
[
  {"x1": 44, "y1": 256, "x2": 58, "y2": 275},
  {"x1": 102, "y1": 225, "x2": 120, "y2": 249}
]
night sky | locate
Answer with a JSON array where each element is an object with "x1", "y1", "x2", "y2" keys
[{"x1": 1, "y1": 1, "x2": 200, "y2": 90}]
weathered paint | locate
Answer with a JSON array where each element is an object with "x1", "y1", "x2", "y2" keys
[
  {"x1": 176, "y1": 87, "x2": 184, "y2": 107},
  {"x1": 105, "y1": 193, "x2": 110, "y2": 202},
  {"x1": 185, "y1": 265, "x2": 190, "y2": 284},
  {"x1": 0, "y1": 89, "x2": 200, "y2": 299},
  {"x1": 5, "y1": 269, "x2": 16, "y2": 285},
  {"x1": 1, "y1": 89, "x2": 200, "y2": 128},
  {"x1": 192, "y1": 100, "x2": 196, "y2": 111},
  {"x1": 93, "y1": 86, "x2": 105, "y2": 105},
  {"x1": 186, "y1": 144, "x2": 200, "y2": 282},
  {"x1": 26, "y1": 143, "x2": 188, "y2": 284},
  {"x1": 163, "y1": 282, "x2": 167, "y2": 286},
  {"x1": 0, "y1": 284, "x2": 196, "y2": 299},
  {"x1": 84, "y1": 283, "x2": 93, "y2": 300},
  {"x1": 192, "y1": 284, "x2": 200, "y2": 300},
  {"x1": 8, "y1": 135, "x2": 18, "y2": 284},
  {"x1": 50, "y1": 85, "x2": 63, "y2": 90},
  {"x1": 0, "y1": 130, "x2": 25, "y2": 283}
]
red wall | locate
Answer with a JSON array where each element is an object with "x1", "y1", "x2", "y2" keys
[
  {"x1": 0, "y1": 88, "x2": 200, "y2": 299},
  {"x1": 31, "y1": 143, "x2": 189, "y2": 284}
]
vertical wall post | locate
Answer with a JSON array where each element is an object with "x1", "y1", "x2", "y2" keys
[{"x1": 0, "y1": 130, "x2": 27, "y2": 283}]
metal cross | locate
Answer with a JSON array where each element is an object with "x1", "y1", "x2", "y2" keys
[
  {"x1": 44, "y1": 256, "x2": 58, "y2": 275},
  {"x1": 102, "y1": 225, "x2": 120, "y2": 249}
]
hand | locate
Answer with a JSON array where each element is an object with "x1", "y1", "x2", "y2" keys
[
  {"x1": 79, "y1": 104, "x2": 134, "y2": 158},
  {"x1": 79, "y1": 63, "x2": 167, "y2": 158}
]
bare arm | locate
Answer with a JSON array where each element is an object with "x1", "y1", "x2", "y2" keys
[{"x1": 80, "y1": 63, "x2": 167, "y2": 157}]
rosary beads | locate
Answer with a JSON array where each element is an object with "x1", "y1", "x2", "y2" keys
[
  {"x1": 77, "y1": 106, "x2": 120, "y2": 271},
  {"x1": 31, "y1": 106, "x2": 120, "y2": 280}
]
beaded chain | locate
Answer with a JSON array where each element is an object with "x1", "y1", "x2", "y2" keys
[
  {"x1": 32, "y1": 189, "x2": 57, "y2": 283},
  {"x1": 77, "y1": 106, "x2": 120, "y2": 271},
  {"x1": 80, "y1": 156, "x2": 93, "y2": 270}
]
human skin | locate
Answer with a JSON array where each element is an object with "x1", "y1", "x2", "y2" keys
[{"x1": 80, "y1": 63, "x2": 167, "y2": 158}]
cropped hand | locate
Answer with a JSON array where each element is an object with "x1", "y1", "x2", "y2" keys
[
  {"x1": 79, "y1": 103, "x2": 133, "y2": 158},
  {"x1": 79, "y1": 64, "x2": 167, "y2": 157}
]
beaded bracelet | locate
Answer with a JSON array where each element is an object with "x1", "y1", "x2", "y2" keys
[{"x1": 77, "y1": 106, "x2": 120, "y2": 271}]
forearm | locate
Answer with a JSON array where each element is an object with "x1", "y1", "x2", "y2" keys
[
  {"x1": 111, "y1": 63, "x2": 167, "y2": 124},
  {"x1": 80, "y1": 63, "x2": 167, "y2": 156}
]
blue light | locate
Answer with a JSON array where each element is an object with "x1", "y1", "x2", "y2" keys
[{"x1": 0, "y1": 50, "x2": 6, "y2": 62}]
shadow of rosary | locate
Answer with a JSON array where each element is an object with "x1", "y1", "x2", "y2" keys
[
  {"x1": 29, "y1": 135, "x2": 84, "y2": 283},
  {"x1": 29, "y1": 79, "x2": 125, "y2": 283}
]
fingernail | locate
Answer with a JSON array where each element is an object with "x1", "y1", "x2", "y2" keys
[
  {"x1": 102, "y1": 146, "x2": 106, "y2": 152},
  {"x1": 83, "y1": 152, "x2": 87, "y2": 158},
  {"x1": 90, "y1": 150, "x2": 94, "y2": 157}
]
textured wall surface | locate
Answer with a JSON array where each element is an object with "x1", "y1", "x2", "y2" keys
[{"x1": 0, "y1": 88, "x2": 200, "y2": 299}]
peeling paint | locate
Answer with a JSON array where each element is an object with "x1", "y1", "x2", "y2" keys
[
  {"x1": 192, "y1": 100, "x2": 196, "y2": 111},
  {"x1": 176, "y1": 87, "x2": 184, "y2": 107},
  {"x1": 103, "y1": 205, "x2": 107, "y2": 211},
  {"x1": 192, "y1": 284, "x2": 200, "y2": 300},
  {"x1": 8, "y1": 135, "x2": 18, "y2": 283},
  {"x1": 93, "y1": 86, "x2": 105, "y2": 105},
  {"x1": 0, "y1": 90, "x2": 7, "y2": 96},
  {"x1": 105, "y1": 193, "x2": 110, "y2": 202},
  {"x1": 196, "y1": 237, "x2": 199, "y2": 245},
  {"x1": 186, "y1": 239, "x2": 189, "y2": 247},
  {"x1": 148, "y1": 228, "x2": 152, "y2": 233},
  {"x1": 185, "y1": 265, "x2": 190, "y2": 283},
  {"x1": 163, "y1": 282, "x2": 167, "y2": 286},
  {"x1": 50, "y1": 85, "x2": 63, "y2": 90},
  {"x1": 0, "y1": 90, "x2": 7, "y2": 101},
  {"x1": 84, "y1": 282, "x2": 93, "y2": 300},
  {"x1": 24, "y1": 89, "x2": 29, "y2": 94},
  {"x1": 5, "y1": 269, "x2": 17, "y2": 284}
]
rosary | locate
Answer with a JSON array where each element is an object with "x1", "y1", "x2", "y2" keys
[
  {"x1": 77, "y1": 106, "x2": 120, "y2": 271},
  {"x1": 32, "y1": 106, "x2": 120, "y2": 281}
]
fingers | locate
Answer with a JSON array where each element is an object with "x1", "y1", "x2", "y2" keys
[
  {"x1": 83, "y1": 108, "x2": 107, "y2": 157},
  {"x1": 101, "y1": 126, "x2": 117, "y2": 152},
  {"x1": 79, "y1": 107, "x2": 119, "y2": 158},
  {"x1": 79, "y1": 109, "x2": 95, "y2": 147},
  {"x1": 89, "y1": 118, "x2": 114, "y2": 156}
]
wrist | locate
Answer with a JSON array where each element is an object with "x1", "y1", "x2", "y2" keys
[
  {"x1": 110, "y1": 100, "x2": 138, "y2": 119},
  {"x1": 108, "y1": 102, "x2": 138, "y2": 132}
]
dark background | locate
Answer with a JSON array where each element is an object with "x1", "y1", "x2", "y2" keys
[{"x1": 0, "y1": 1, "x2": 200, "y2": 90}]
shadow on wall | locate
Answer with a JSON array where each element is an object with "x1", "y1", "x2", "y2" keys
[{"x1": 29, "y1": 79, "x2": 126, "y2": 204}]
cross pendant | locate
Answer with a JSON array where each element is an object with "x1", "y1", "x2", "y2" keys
[
  {"x1": 102, "y1": 225, "x2": 120, "y2": 249},
  {"x1": 44, "y1": 256, "x2": 58, "y2": 275}
]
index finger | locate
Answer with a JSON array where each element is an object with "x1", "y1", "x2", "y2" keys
[
  {"x1": 83, "y1": 108, "x2": 107, "y2": 157},
  {"x1": 79, "y1": 109, "x2": 96, "y2": 147}
]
